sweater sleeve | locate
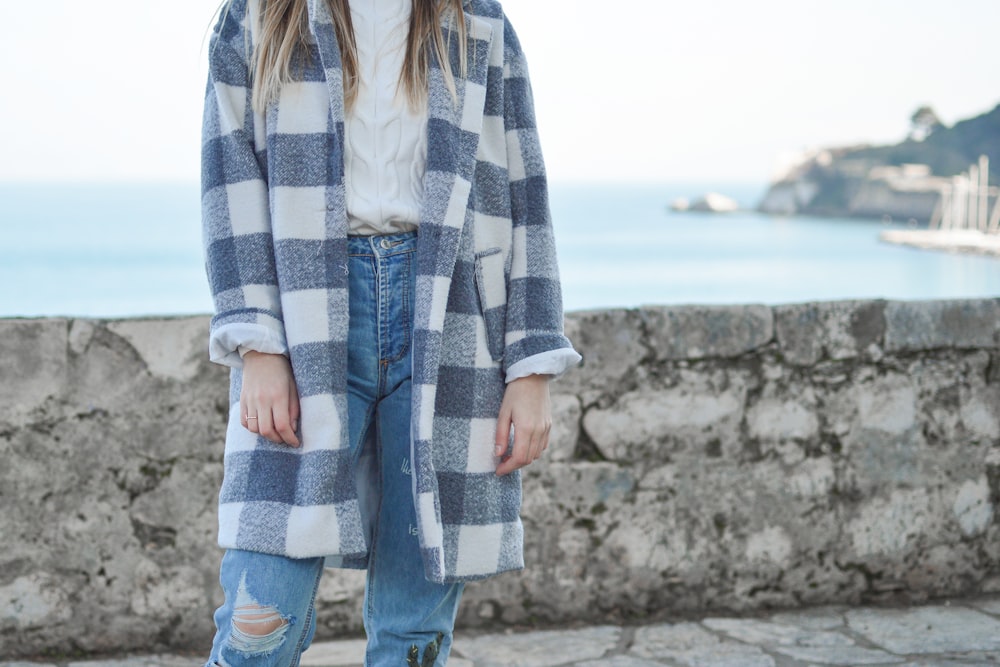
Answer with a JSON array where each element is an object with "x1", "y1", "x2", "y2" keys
[
  {"x1": 499, "y1": 13, "x2": 580, "y2": 377},
  {"x1": 201, "y1": 0, "x2": 288, "y2": 369}
]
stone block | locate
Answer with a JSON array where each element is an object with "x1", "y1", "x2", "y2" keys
[
  {"x1": 0, "y1": 319, "x2": 69, "y2": 425},
  {"x1": 64, "y1": 321, "x2": 164, "y2": 413},
  {"x1": 0, "y1": 574, "x2": 72, "y2": 632},
  {"x1": 784, "y1": 457, "x2": 837, "y2": 498},
  {"x1": 747, "y1": 397, "x2": 819, "y2": 441},
  {"x1": 854, "y1": 373, "x2": 917, "y2": 434},
  {"x1": 884, "y1": 298, "x2": 1000, "y2": 352},
  {"x1": 960, "y1": 387, "x2": 1000, "y2": 441},
  {"x1": 952, "y1": 476, "x2": 994, "y2": 537},
  {"x1": 642, "y1": 305, "x2": 773, "y2": 360},
  {"x1": 744, "y1": 525, "x2": 794, "y2": 567},
  {"x1": 548, "y1": 393, "x2": 581, "y2": 462},
  {"x1": 775, "y1": 300, "x2": 886, "y2": 365},
  {"x1": 582, "y1": 383, "x2": 745, "y2": 461},
  {"x1": 845, "y1": 488, "x2": 936, "y2": 558},
  {"x1": 106, "y1": 316, "x2": 211, "y2": 382},
  {"x1": 561, "y1": 309, "x2": 648, "y2": 393}
]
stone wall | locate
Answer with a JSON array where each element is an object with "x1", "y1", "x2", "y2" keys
[{"x1": 2, "y1": 299, "x2": 999, "y2": 658}]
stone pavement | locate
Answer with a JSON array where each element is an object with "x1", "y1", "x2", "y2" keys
[{"x1": 6, "y1": 596, "x2": 1000, "y2": 667}]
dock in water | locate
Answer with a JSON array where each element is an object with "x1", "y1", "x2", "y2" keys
[
  {"x1": 879, "y1": 228, "x2": 1000, "y2": 257},
  {"x1": 880, "y1": 155, "x2": 1000, "y2": 257}
]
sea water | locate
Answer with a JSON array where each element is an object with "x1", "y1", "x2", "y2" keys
[
  {"x1": 1, "y1": 182, "x2": 998, "y2": 318},
  {"x1": 552, "y1": 183, "x2": 1000, "y2": 311}
]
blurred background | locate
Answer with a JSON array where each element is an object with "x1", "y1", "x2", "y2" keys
[{"x1": 1, "y1": 0, "x2": 998, "y2": 317}]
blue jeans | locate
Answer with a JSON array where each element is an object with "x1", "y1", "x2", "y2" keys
[{"x1": 207, "y1": 231, "x2": 464, "y2": 667}]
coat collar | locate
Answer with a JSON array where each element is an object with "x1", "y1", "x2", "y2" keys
[{"x1": 304, "y1": 1, "x2": 493, "y2": 155}]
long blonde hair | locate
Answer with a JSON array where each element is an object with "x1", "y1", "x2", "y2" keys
[{"x1": 243, "y1": 0, "x2": 468, "y2": 113}]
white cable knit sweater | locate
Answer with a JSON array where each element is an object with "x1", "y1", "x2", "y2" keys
[{"x1": 345, "y1": 0, "x2": 424, "y2": 235}]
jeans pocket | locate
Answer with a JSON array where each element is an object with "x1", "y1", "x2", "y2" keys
[{"x1": 473, "y1": 247, "x2": 508, "y2": 363}]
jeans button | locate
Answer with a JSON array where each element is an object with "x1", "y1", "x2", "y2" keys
[{"x1": 380, "y1": 238, "x2": 392, "y2": 250}]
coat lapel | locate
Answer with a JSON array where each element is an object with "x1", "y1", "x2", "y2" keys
[
  {"x1": 306, "y1": 0, "x2": 349, "y2": 241},
  {"x1": 425, "y1": 9, "x2": 494, "y2": 185},
  {"x1": 405, "y1": 10, "x2": 496, "y2": 581},
  {"x1": 416, "y1": 8, "x2": 494, "y2": 328},
  {"x1": 306, "y1": 0, "x2": 347, "y2": 134}
]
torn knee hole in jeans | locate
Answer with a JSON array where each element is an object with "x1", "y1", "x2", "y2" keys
[
  {"x1": 226, "y1": 572, "x2": 293, "y2": 655},
  {"x1": 230, "y1": 603, "x2": 291, "y2": 653}
]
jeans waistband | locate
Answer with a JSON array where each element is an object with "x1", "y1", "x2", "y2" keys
[{"x1": 347, "y1": 230, "x2": 418, "y2": 258}]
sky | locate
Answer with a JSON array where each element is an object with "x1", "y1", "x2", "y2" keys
[{"x1": 2, "y1": 1, "x2": 998, "y2": 185}]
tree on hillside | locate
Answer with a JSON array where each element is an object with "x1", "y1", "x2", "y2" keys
[{"x1": 910, "y1": 105, "x2": 943, "y2": 141}]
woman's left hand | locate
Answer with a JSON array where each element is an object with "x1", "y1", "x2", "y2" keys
[{"x1": 495, "y1": 374, "x2": 552, "y2": 476}]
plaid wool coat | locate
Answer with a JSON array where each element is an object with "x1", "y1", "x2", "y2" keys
[{"x1": 201, "y1": 0, "x2": 577, "y2": 582}]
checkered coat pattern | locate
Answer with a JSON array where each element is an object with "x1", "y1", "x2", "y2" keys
[{"x1": 202, "y1": 0, "x2": 576, "y2": 582}]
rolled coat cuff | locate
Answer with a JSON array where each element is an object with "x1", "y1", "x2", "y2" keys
[
  {"x1": 505, "y1": 348, "x2": 582, "y2": 384},
  {"x1": 209, "y1": 321, "x2": 288, "y2": 369}
]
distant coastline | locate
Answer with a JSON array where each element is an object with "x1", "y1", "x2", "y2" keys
[{"x1": 756, "y1": 103, "x2": 1000, "y2": 224}]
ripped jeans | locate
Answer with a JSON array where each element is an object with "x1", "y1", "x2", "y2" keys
[{"x1": 206, "y1": 232, "x2": 464, "y2": 667}]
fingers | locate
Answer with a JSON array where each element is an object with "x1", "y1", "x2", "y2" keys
[
  {"x1": 494, "y1": 405, "x2": 512, "y2": 458},
  {"x1": 244, "y1": 402, "x2": 300, "y2": 447},
  {"x1": 239, "y1": 352, "x2": 301, "y2": 447},
  {"x1": 271, "y1": 395, "x2": 300, "y2": 447},
  {"x1": 496, "y1": 417, "x2": 551, "y2": 476},
  {"x1": 495, "y1": 375, "x2": 552, "y2": 476},
  {"x1": 254, "y1": 405, "x2": 277, "y2": 442},
  {"x1": 240, "y1": 395, "x2": 251, "y2": 430},
  {"x1": 288, "y1": 382, "x2": 301, "y2": 436}
]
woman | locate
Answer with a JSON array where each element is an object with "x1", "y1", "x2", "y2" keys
[{"x1": 201, "y1": 0, "x2": 579, "y2": 664}]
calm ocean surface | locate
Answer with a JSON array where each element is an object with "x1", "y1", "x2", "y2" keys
[{"x1": 2, "y1": 182, "x2": 999, "y2": 318}]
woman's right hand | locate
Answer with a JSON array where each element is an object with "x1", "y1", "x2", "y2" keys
[{"x1": 240, "y1": 351, "x2": 301, "y2": 447}]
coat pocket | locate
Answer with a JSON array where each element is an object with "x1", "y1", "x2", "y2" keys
[{"x1": 473, "y1": 247, "x2": 508, "y2": 363}]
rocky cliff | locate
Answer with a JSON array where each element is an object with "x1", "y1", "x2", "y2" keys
[{"x1": 759, "y1": 103, "x2": 1000, "y2": 221}]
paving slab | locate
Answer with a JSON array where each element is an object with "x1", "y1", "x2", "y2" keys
[
  {"x1": 895, "y1": 660, "x2": 1000, "y2": 667},
  {"x1": 846, "y1": 606, "x2": 1000, "y2": 654},
  {"x1": 572, "y1": 657, "x2": 668, "y2": 667},
  {"x1": 630, "y1": 622, "x2": 776, "y2": 667},
  {"x1": 703, "y1": 616, "x2": 909, "y2": 665},
  {"x1": 67, "y1": 660, "x2": 196, "y2": 667},
  {"x1": 767, "y1": 606, "x2": 848, "y2": 631},
  {"x1": 453, "y1": 626, "x2": 620, "y2": 667},
  {"x1": 702, "y1": 617, "x2": 855, "y2": 647},
  {"x1": 701, "y1": 616, "x2": 907, "y2": 664},
  {"x1": 966, "y1": 596, "x2": 1000, "y2": 617},
  {"x1": 773, "y1": 645, "x2": 905, "y2": 664},
  {"x1": 299, "y1": 639, "x2": 367, "y2": 666}
]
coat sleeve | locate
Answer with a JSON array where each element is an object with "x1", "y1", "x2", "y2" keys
[
  {"x1": 500, "y1": 14, "x2": 581, "y2": 381},
  {"x1": 201, "y1": 0, "x2": 287, "y2": 369}
]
